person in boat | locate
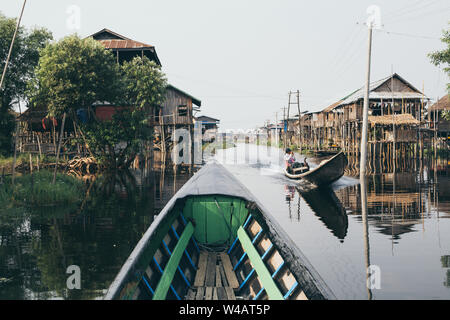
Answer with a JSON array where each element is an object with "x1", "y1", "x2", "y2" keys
[{"x1": 284, "y1": 148, "x2": 296, "y2": 173}]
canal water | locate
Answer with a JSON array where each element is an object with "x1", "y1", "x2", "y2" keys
[{"x1": 0, "y1": 144, "x2": 448, "y2": 299}]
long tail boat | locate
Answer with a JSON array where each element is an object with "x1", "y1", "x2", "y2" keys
[
  {"x1": 105, "y1": 162, "x2": 335, "y2": 300},
  {"x1": 285, "y1": 152, "x2": 348, "y2": 187}
]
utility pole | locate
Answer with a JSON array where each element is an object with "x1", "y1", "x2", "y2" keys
[
  {"x1": 0, "y1": 0, "x2": 27, "y2": 90},
  {"x1": 296, "y1": 90, "x2": 302, "y2": 154},
  {"x1": 391, "y1": 66, "x2": 396, "y2": 173},
  {"x1": 360, "y1": 24, "x2": 373, "y2": 179}
]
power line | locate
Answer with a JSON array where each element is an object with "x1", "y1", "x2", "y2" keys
[{"x1": 374, "y1": 29, "x2": 441, "y2": 40}]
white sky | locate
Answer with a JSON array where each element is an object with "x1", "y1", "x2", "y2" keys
[{"x1": 2, "y1": 0, "x2": 449, "y2": 129}]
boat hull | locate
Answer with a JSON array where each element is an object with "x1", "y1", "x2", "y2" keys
[
  {"x1": 285, "y1": 152, "x2": 348, "y2": 187},
  {"x1": 105, "y1": 163, "x2": 335, "y2": 300}
]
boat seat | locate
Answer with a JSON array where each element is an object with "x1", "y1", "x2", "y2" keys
[
  {"x1": 292, "y1": 166, "x2": 309, "y2": 173},
  {"x1": 186, "y1": 251, "x2": 238, "y2": 300}
]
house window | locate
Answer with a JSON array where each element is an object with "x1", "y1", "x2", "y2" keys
[{"x1": 178, "y1": 105, "x2": 188, "y2": 117}]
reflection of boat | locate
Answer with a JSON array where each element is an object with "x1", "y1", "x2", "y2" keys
[
  {"x1": 105, "y1": 163, "x2": 335, "y2": 300},
  {"x1": 285, "y1": 152, "x2": 348, "y2": 187},
  {"x1": 297, "y1": 187, "x2": 348, "y2": 241}
]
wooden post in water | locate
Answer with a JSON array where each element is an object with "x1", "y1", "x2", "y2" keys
[
  {"x1": 11, "y1": 122, "x2": 19, "y2": 186},
  {"x1": 360, "y1": 25, "x2": 373, "y2": 179}
]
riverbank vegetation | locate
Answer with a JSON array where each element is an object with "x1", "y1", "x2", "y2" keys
[{"x1": 0, "y1": 170, "x2": 85, "y2": 208}]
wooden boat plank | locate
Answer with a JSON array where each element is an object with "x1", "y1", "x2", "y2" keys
[
  {"x1": 237, "y1": 227, "x2": 284, "y2": 300},
  {"x1": 194, "y1": 251, "x2": 208, "y2": 287},
  {"x1": 224, "y1": 287, "x2": 236, "y2": 300},
  {"x1": 205, "y1": 252, "x2": 217, "y2": 287},
  {"x1": 186, "y1": 289, "x2": 196, "y2": 300},
  {"x1": 213, "y1": 287, "x2": 218, "y2": 300},
  {"x1": 216, "y1": 266, "x2": 222, "y2": 287},
  {"x1": 217, "y1": 287, "x2": 227, "y2": 300},
  {"x1": 219, "y1": 253, "x2": 239, "y2": 288},
  {"x1": 153, "y1": 222, "x2": 195, "y2": 300},
  {"x1": 218, "y1": 263, "x2": 229, "y2": 287},
  {"x1": 195, "y1": 286, "x2": 205, "y2": 300},
  {"x1": 205, "y1": 287, "x2": 213, "y2": 300}
]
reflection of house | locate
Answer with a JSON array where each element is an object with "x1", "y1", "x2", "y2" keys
[{"x1": 333, "y1": 172, "x2": 432, "y2": 240}]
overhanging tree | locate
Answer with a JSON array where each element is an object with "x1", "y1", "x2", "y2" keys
[{"x1": 0, "y1": 12, "x2": 52, "y2": 156}]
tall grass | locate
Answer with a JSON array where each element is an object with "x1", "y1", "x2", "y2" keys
[{"x1": 0, "y1": 170, "x2": 85, "y2": 208}]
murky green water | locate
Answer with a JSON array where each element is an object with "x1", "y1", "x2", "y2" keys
[
  {"x1": 0, "y1": 168, "x2": 192, "y2": 300},
  {"x1": 0, "y1": 144, "x2": 449, "y2": 299}
]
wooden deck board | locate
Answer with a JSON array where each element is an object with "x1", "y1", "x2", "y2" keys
[
  {"x1": 219, "y1": 264, "x2": 229, "y2": 287},
  {"x1": 217, "y1": 287, "x2": 227, "y2": 300},
  {"x1": 225, "y1": 287, "x2": 236, "y2": 300},
  {"x1": 205, "y1": 287, "x2": 213, "y2": 300},
  {"x1": 186, "y1": 289, "x2": 196, "y2": 300},
  {"x1": 219, "y1": 253, "x2": 239, "y2": 288},
  {"x1": 195, "y1": 286, "x2": 205, "y2": 300},
  {"x1": 216, "y1": 266, "x2": 222, "y2": 287},
  {"x1": 190, "y1": 251, "x2": 239, "y2": 301},
  {"x1": 205, "y1": 252, "x2": 217, "y2": 287},
  {"x1": 194, "y1": 252, "x2": 208, "y2": 287}
]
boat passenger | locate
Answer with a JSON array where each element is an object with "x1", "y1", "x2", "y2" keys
[{"x1": 284, "y1": 148, "x2": 295, "y2": 172}]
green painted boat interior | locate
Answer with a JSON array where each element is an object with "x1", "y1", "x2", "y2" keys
[
  {"x1": 110, "y1": 195, "x2": 310, "y2": 301},
  {"x1": 183, "y1": 196, "x2": 249, "y2": 246}
]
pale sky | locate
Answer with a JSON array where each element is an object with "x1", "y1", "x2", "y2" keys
[{"x1": 2, "y1": 0, "x2": 449, "y2": 129}]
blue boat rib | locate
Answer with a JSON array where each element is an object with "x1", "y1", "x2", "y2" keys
[
  {"x1": 142, "y1": 275, "x2": 155, "y2": 295},
  {"x1": 243, "y1": 243, "x2": 273, "y2": 294},
  {"x1": 233, "y1": 223, "x2": 262, "y2": 271},
  {"x1": 162, "y1": 240, "x2": 191, "y2": 287},
  {"x1": 284, "y1": 281, "x2": 299, "y2": 299}
]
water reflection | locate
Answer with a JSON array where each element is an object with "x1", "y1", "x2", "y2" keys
[
  {"x1": 284, "y1": 185, "x2": 300, "y2": 222},
  {"x1": 215, "y1": 144, "x2": 450, "y2": 299},
  {"x1": 296, "y1": 187, "x2": 348, "y2": 241},
  {"x1": 0, "y1": 167, "x2": 193, "y2": 300}
]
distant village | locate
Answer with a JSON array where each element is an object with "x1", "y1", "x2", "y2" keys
[{"x1": 260, "y1": 74, "x2": 449, "y2": 164}]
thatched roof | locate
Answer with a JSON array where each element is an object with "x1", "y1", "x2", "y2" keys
[
  {"x1": 429, "y1": 95, "x2": 449, "y2": 111},
  {"x1": 368, "y1": 113, "x2": 420, "y2": 126}
]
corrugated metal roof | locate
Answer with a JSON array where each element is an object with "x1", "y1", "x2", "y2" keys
[
  {"x1": 330, "y1": 73, "x2": 426, "y2": 110},
  {"x1": 99, "y1": 39, "x2": 154, "y2": 49}
]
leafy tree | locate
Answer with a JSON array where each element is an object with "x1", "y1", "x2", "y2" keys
[
  {"x1": 0, "y1": 12, "x2": 52, "y2": 155},
  {"x1": 29, "y1": 35, "x2": 120, "y2": 117},
  {"x1": 31, "y1": 35, "x2": 167, "y2": 169},
  {"x1": 429, "y1": 23, "x2": 450, "y2": 94},
  {"x1": 81, "y1": 56, "x2": 167, "y2": 169}
]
